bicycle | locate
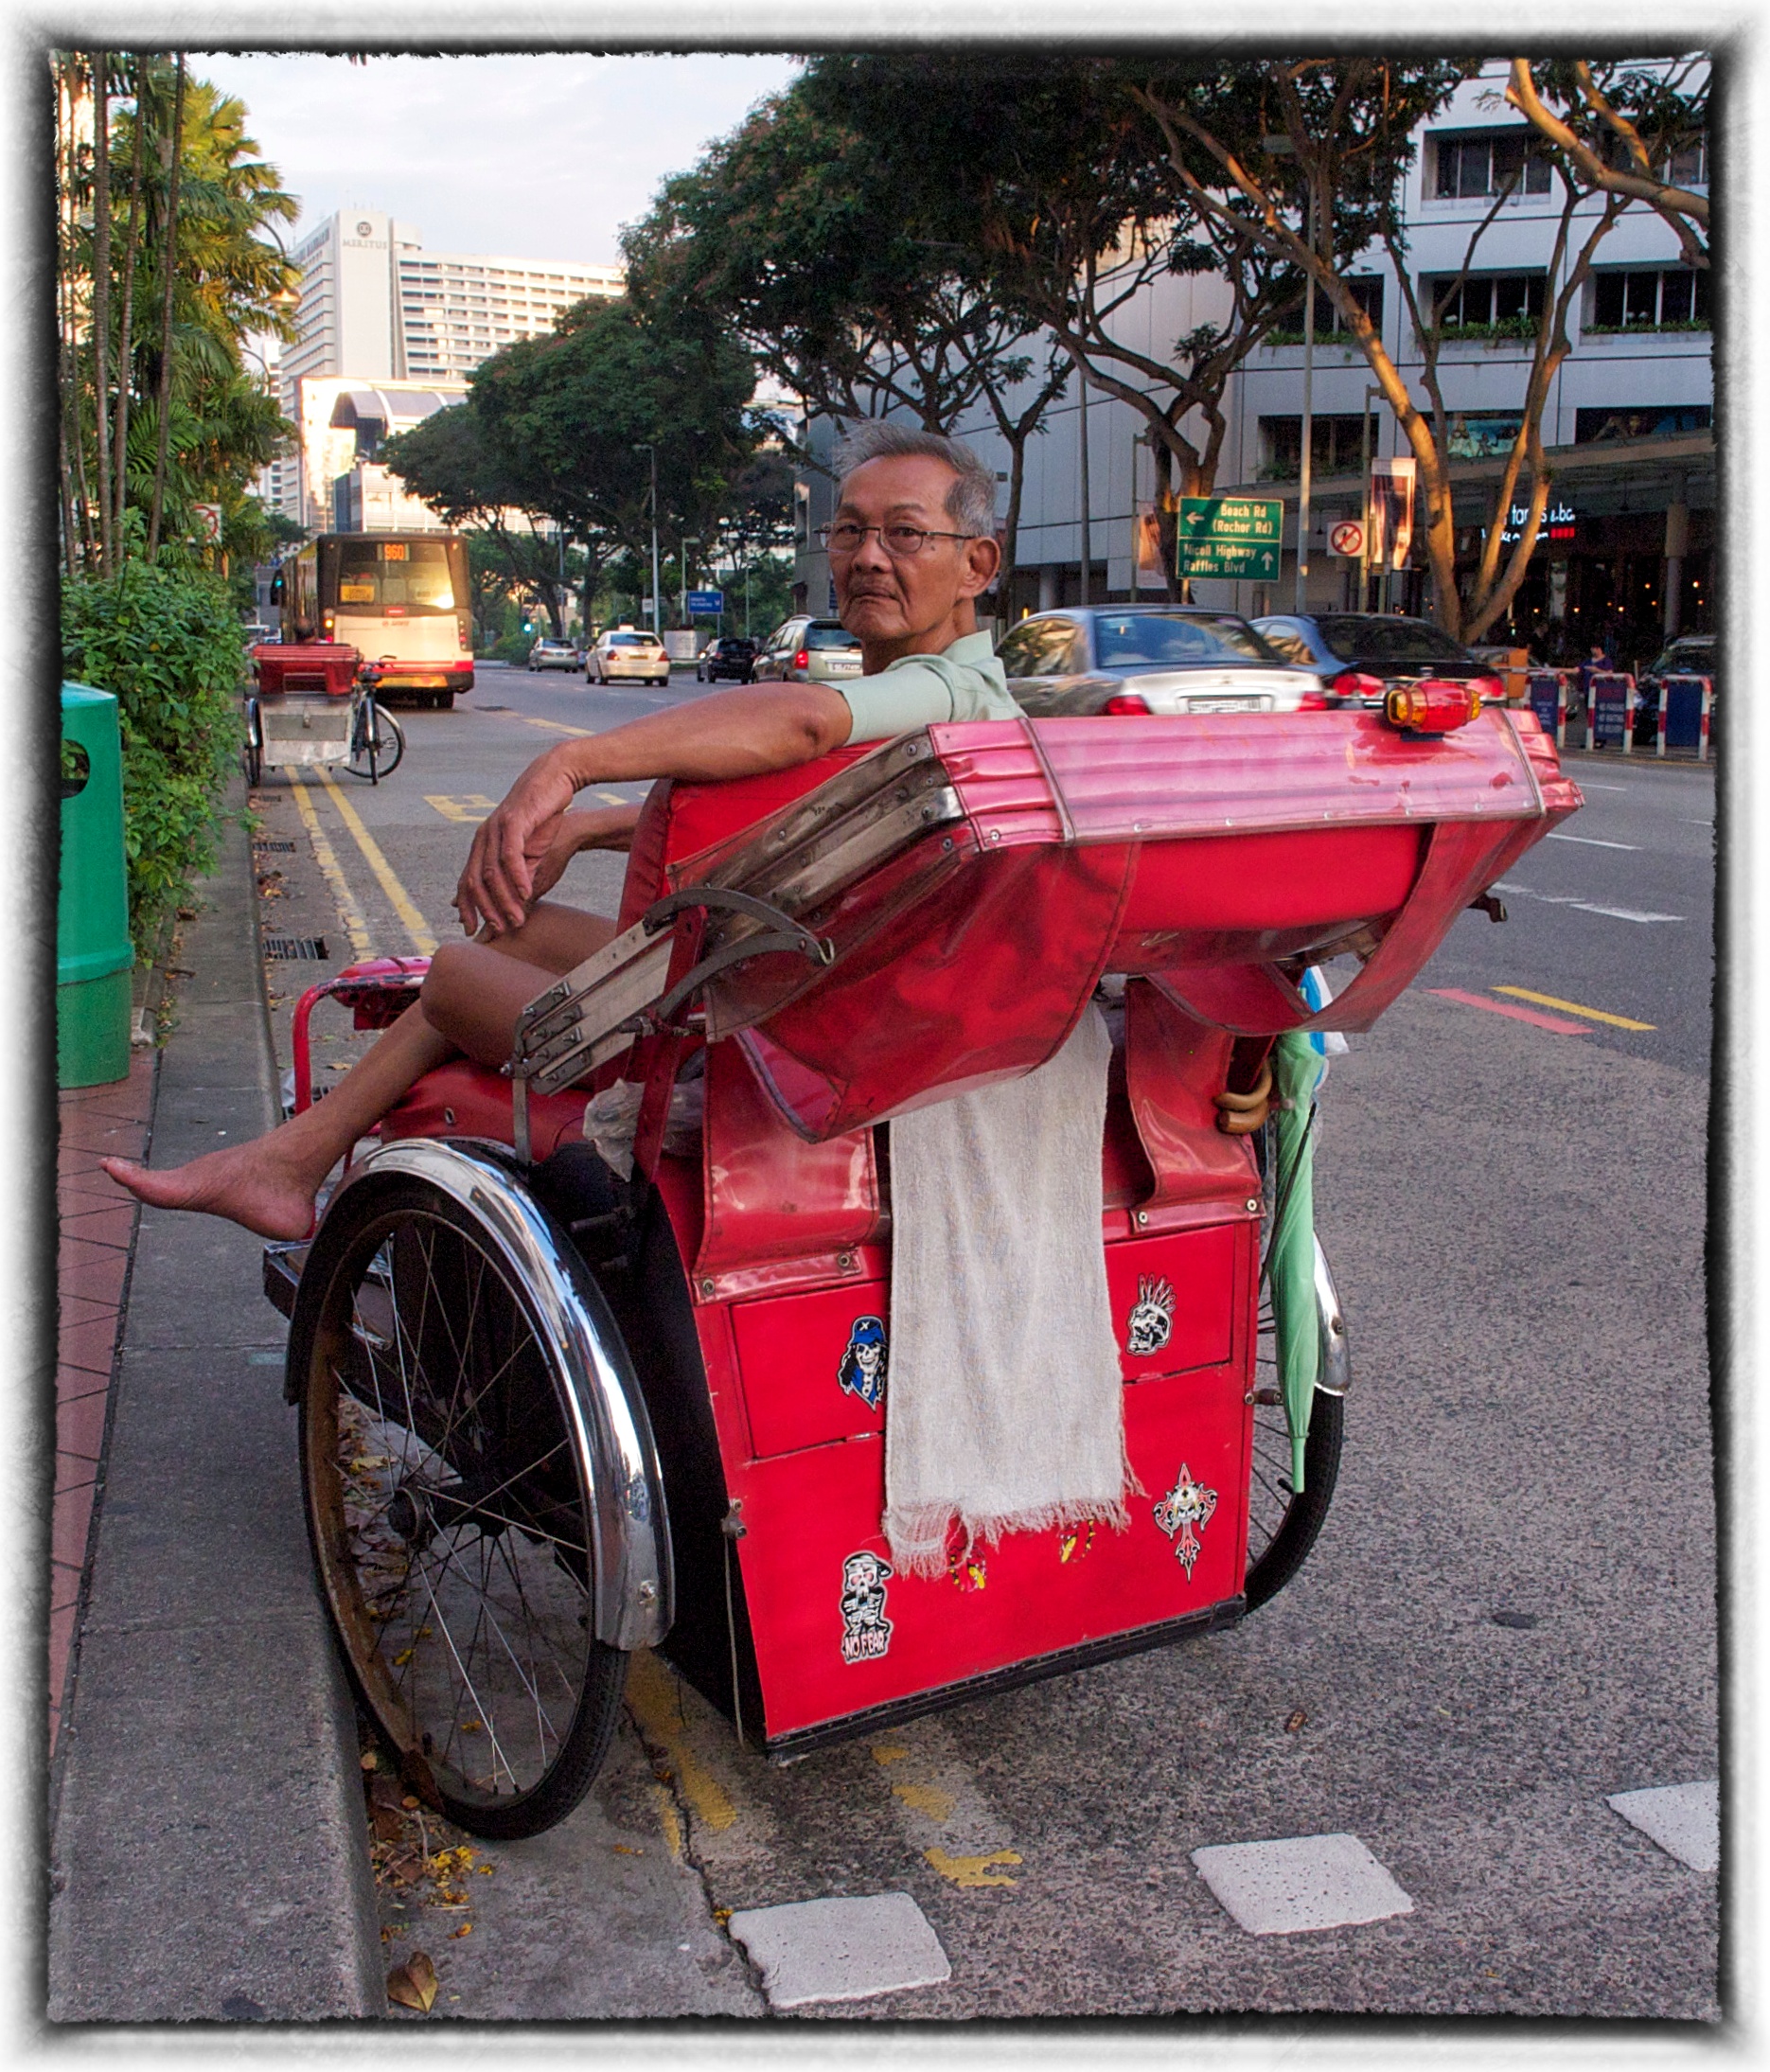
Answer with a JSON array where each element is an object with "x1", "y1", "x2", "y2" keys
[{"x1": 345, "y1": 666, "x2": 406, "y2": 785}]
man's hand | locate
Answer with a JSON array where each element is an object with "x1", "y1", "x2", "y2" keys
[
  {"x1": 523, "y1": 805, "x2": 641, "y2": 906},
  {"x1": 454, "y1": 745, "x2": 583, "y2": 935}
]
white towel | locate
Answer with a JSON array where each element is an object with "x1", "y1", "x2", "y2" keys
[{"x1": 881, "y1": 1002, "x2": 1132, "y2": 1577}]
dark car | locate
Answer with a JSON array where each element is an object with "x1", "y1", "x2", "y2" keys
[
  {"x1": 1632, "y1": 632, "x2": 1716, "y2": 745},
  {"x1": 696, "y1": 635, "x2": 760, "y2": 684},
  {"x1": 1252, "y1": 613, "x2": 1505, "y2": 709},
  {"x1": 996, "y1": 606, "x2": 1323, "y2": 716}
]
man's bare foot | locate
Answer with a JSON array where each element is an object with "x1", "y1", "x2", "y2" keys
[{"x1": 100, "y1": 1139, "x2": 320, "y2": 1241}]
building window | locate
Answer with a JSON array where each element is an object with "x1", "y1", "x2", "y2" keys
[
  {"x1": 1266, "y1": 274, "x2": 1383, "y2": 346},
  {"x1": 1432, "y1": 129, "x2": 1553, "y2": 200},
  {"x1": 1420, "y1": 271, "x2": 1547, "y2": 340},
  {"x1": 1573, "y1": 404, "x2": 1711, "y2": 444},
  {"x1": 1587, "y1": 267, "x2": 1709, "y2": 333},
  {"x1": 1257, "y1": 415, "x2": 1372, "y2": 481}
]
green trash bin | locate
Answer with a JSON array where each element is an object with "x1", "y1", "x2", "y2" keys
[{"x1": 58, "y1": 683, "x2": 134, "y2": 1088}]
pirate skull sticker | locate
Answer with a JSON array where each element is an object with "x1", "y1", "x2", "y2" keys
[
  {"x1": 839, "y1": 1550, "x2": 894, "y2": 1663},
  {"x1": 1153, "y1": 1463, "x2": 1218, "y2": 1580},
  {"x1": 1124, "y1": 1275, "x2": 1175, "y2": 1357},
  {"x1": 838, "y1": 1315, "x2": 887, "y2": 1409}
]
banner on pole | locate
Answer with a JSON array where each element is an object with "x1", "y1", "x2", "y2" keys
[{"x1": 1367, "y1": 458, "x2": 1415, "y2": 572}]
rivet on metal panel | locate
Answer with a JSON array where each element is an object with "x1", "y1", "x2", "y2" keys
[
  {"x1": 837, "y1": 1250, "x2": 857, "y2": 1271},
  {"x1": 942, "y1": 837, "x2": 954, "y2": 851},
  {"x1": 443, "y1": 1108, "x2": 455, "y2": 1127},
  {"x1": 987, "y1": 829, "x2": 1001, "y2": 843},
  {"x1": 1245, "y1": 1197, "x2": 1262, "y2": 1213},
  {"x1": 699, "y1": 1278, "x2": 716, "y2": 1299},
  {"x1": 1136, "y1": 1211, "x2": 1148, "y2": 1226},
  {"x1": 1244, "y1": 1392, "x2": 1255, "y2": 1406}
]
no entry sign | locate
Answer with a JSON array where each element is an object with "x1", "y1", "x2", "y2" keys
[{"x1": 1328, "y1": 520, "x2": 1365, "y2": 558}]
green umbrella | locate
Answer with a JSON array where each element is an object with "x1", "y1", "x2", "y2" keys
[{"x1": 1266, "y1": 1029, "x2": 1325, "y2": 1493}]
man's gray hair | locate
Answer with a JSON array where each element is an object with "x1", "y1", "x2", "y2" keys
[{"x1": 832, "y1": 421, "x2": 997, "y2": 540}]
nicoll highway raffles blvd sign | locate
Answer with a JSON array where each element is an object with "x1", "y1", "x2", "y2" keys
[{"x1": 1177, "y1": 497, "x2": 1283, "y2": 581}]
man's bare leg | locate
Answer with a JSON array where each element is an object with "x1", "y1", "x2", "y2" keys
[{"x1": 100, "y1": 901, "x2": 619, "y2": 1239}]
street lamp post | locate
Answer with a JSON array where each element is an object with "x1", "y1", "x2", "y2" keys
[
  {"x1": 680, "y1": 534, "x2": 701, "y2": 630},
  {"x1": 1295, "y1": 183, "x2": 1319, "y2": 614},
  {"x1": 634, "y1": 443, "x2": 662, "y2": 637}
]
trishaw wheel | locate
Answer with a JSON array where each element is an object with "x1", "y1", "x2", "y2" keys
[
  {"x1": 1244, "y1": 1382, "x2": 1342, "y2": 1613},
  {"x1": 290, "y1": 1170, "x2": 629, "y2": 1839}
]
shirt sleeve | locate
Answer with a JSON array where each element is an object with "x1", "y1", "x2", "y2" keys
[{"x1": 838, "y1": 659, "x2": 959, "y2": 743}]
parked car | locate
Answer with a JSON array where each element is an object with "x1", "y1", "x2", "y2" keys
[
  {"x1": 751, "y1": 617, "x2": 864, "y2": 685},
  {"x1": 526, "y1": 637, "x2": 579, "y2": 672},
  {"x1": 1631, "y1": 632, "x2": 1716, "y2": 746},
  {"x1": 697, "y1": 635, "x2": 760, "y2": 684},
  {"x1": 996, "y1": 607, "x2": 1325, "y2": 716},
  {"x1": 587, "y1": 628, "x2": 670, "y2": 686},
  {"x1": 1252, "y1": 612, "x2": 1505, "y2": 709}
]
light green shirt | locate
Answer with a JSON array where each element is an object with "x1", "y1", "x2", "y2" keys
[{"x1": 838, "y1": 629, "x2": 1021, "y2": 743}]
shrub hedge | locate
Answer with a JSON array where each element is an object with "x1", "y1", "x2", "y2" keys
[{"x1": 61, "y1": 560, "x2": 245, "y2": 958}]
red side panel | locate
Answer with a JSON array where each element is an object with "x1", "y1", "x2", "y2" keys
[{"x1": 712, "y1": 1216, "x2": 1258, "y2": 1742}]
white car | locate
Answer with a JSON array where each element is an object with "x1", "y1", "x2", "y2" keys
[
  {"x1": 997, "y1": 607, "x2": 1326, "y2": 716},
  {"x1": 526, "y1": 638, "x2": 579, "y2": 672},
  {"x1": 587, "y1": 629, "x2": 670, "y2": 686}
]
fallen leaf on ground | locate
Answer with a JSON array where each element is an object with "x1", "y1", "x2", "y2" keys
[
  {"x1": 360, "y1": 1751, "x2": 379, "y2": 1771},
  {"x1": 611, "y1": 1844, "x2": 642, "y2": 1856},
  {"x1": 451, "y1": 1922, "x2": 472, "y2": 1939},
  {"x1": 1284, "y1": 1709, "x2": 1308, "y2": 1733},
  {"x1": 386, "y1": 1951, "x2": 438, "y2": 2013}
]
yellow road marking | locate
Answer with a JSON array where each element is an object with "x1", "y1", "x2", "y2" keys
[
  {"x1": 425, "y1": 793, "x2": 496, "y2": 824},
  {"x1": 870, "y1": 1744, "x2": 910, "y2": 1766},
  {"x1": 625, "y1": 1649, "x2": 736, "y2": 1833},
  {"x1": 593, "y1": 791, "x2": 630, "y2": 806},
  {"x1": 315, "y1": 769, "x2": 438, "y2": 955},
  {"x1": 1492, "y1": 985, "x2": 1655, "y2": 1032},
  {"x1": 924, "y1": 1847, "x2": 1021, "y2": 1888},
  {"x1": 894, "y1": 1782, "x2": 956, "y2": 1822},
  {"x1": 288, "y1": 775, "x2": 373, "y2": 960},
  {"x1": 649, "y1": 1782, "x2": 684, "y2": 1863},
  {"x1": 520, "y1": 716, "x2": 593, "y2": 738}
]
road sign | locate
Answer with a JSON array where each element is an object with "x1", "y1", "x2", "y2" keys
[
  {"x1": 1176, "y1": 496, "x2": 1282, "y2": 581},
  {"x1": 1328, "y1": 520, "x2": 1366, "y2": 558},
  {"x1": 685, "y1": 589, "x2": 724, "y2": 615},
  {"x1": 192, "y1": 503, "x2": 222, "y2": 544}
]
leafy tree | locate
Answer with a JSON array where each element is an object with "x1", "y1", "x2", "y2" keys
[
  {"x1": 623, "y1": 80, "x2": 1070, "y2": 604},
  {"x1": 1124, "y1": 56, "x2": 1700, "y2": 641},
  {"x1": 1506, "y1": 59, "x2": 1708, "y2": 267}
]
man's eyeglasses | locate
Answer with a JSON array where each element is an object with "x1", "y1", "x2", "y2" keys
[{"x1": 817, "y1": 522, "x2": 977, "y2": 558}]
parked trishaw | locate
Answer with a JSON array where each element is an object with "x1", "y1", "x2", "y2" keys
[
  {"x1": 266, "y1": 691, "x2": 1579, "y2": 1838},
  {"x1": 246, "y1": 642, "x2": 405, "y2": 788}
]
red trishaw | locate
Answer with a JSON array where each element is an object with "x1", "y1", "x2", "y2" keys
[{"x1": 267, "y1": 700, "x2": 1579, "y2": 1838}]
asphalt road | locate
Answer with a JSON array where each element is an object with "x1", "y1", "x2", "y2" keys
[{"x1": 242, "y1": 675, "x2": 1717, "y2": 2022}]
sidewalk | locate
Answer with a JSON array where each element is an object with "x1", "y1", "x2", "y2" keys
[{"x1": 48, "y1": 779, "x2": 382, "y2": 2022}]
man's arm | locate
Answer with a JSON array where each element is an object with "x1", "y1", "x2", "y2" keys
[{"x1": 456, "y1": 682, "x2": 854, "y2": 934}]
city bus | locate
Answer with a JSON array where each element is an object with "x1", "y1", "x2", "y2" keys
[{"x1": 274, "y1": 532, "x2": 473, "y2": 707}]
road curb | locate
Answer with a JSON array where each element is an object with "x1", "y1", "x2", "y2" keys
[{"x1": 48, "y1": 773, "x2": 385, "y2": 2022}]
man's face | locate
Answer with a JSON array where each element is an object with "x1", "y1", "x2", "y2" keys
[{"x1": 830, "y1": 455, "x2": 993, "y2": 649}]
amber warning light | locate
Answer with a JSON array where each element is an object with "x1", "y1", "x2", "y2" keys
[{"x1": 1384, "y1": 680, "x2": 1484, "y2": 734}]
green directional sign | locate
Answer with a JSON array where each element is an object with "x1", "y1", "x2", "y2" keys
[{"x1": 1176, "y1": 495, "x2": 1283, "y2": 581}]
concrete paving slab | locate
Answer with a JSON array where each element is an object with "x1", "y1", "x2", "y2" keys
[
  {"x1": 1190, "y1": 1833, "x2": 1415, "y2": 1937},
  {"x1": 1606, "y1": 1781, "x2": 1719, "y2": 1872},
  {"x1": 726, "y1": 1891, "x2": 951, "y2": 2009}
]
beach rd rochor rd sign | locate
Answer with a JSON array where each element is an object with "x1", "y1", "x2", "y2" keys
[{"x1": 1176, "y1": 496, "x2": 1283, "y2": 581}]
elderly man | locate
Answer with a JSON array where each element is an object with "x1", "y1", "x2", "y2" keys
[{"x1": 103, "y1": 423, "x2": 1018, "y2": 1237}]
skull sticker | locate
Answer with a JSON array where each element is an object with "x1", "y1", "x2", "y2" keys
[
  {"x1": 1125, "y1": 1275, "x2": 1175, "y2": 1357},
  {"x1": 838, "y1": 1315, "x2": 887, "y2": 1409},
  {"x1": 1153, "y1": 1463, "x2": 1218, "y2": 1580},
  {"x1": 839, "y1": 1550, "x2": 894, "y2": 1663}
]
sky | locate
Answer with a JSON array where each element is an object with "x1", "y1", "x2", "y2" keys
[{"x1": 191, "y1": 50, "x2": 804, "y2": 270}]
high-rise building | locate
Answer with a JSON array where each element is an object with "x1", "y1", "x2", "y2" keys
[{"x1": 264, "y1": 209, "x2": 623, "y2": 526}]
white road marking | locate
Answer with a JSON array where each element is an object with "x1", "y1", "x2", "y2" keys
[
  {"x1": 1191, "y1": 1833, "x2": 1415, "y2": 1936},
  {"x1": 1547, "y1": 832, "x2": 1638, "y2": 850},
  {"x1": 726, "y1": 1894, "x2": 950, "y2": 2008},
  {"x1": 1606, "y1": 1780, "x2": 1718, "y2": 1872},
  {"x1": 1493, "y1": 882, "x2": 1684, "y2": 924}
]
